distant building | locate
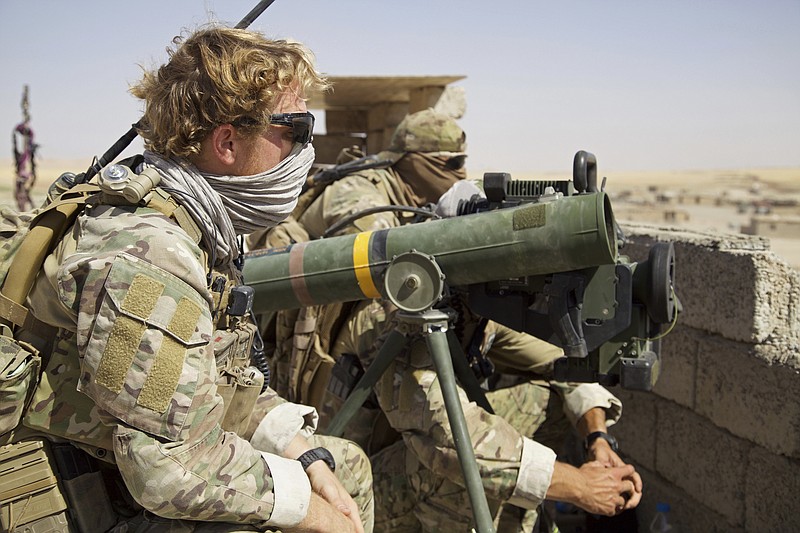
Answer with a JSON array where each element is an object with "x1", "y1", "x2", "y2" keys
[
  {"x1": 741, "y1": 214, "x2": 800, "y2": 238},
  {"x1": 307, "y1": 76, "x2": 465, "y2": 165}
]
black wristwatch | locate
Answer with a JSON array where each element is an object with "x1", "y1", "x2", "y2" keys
[
  {"x1": 584, "y1": 431, "x2": 619, "y2": 453},
  {"x1": 296, "y1": 447, "x2": 336, "y2": 472}
]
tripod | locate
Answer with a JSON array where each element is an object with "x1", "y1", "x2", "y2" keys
[{"x1": 323, "y1": 251, "x2": 498, "y2": 533}]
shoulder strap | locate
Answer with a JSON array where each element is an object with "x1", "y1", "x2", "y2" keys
[
  {"x1": 0, "y1": 170, "x2": 202, "y2": 332},
  {"x1": 0, "y1": 184, "x2": 99, "y2": 330},
  {"x1": 145, "y1": 187, "x2": 203, "y2": 245}
]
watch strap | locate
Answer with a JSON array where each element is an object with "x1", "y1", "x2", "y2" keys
[
  {"x1": 296, "y1": 447, "x2": 336, "y2": 472},
  {"x1": 584, "y1": 431, "x2": 619, "y2": 453}
]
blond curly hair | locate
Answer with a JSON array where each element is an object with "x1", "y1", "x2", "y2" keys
[{"x1": 130, "y1": 26, "x2": 329, "y2": 158}]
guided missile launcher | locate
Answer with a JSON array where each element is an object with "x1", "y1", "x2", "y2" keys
[{"x1": 243, "y1": 151, "x2": 679, "y2": 390}]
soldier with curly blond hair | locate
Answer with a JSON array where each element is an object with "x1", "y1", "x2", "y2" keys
[{"x1": 13, "y1": 26, "x2": 372, "y2": 533}]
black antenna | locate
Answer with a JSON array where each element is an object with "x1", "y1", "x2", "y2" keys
[{"x1": 235, "y1": 0, "x2": 278, "y2": 29}]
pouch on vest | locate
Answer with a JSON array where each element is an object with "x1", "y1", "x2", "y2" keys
[
  {"x1": 213, "y1": 323, "x2": 262, "y2": 434},
  {"x1": 290, "y1": 302, "x2": 354, "y2": 411},
  {"x1": 50, "y1": 442, "x2": 117, "y2": 533},
  {"x1": 0, "y1": 438, "x2": 68, "y2": 531},
  {"x1": 218, "y1": 365, "x2": 264, "y2": 435},
  {"x1": 0, "y1": 325, "x2": 41, "y2": 437},
  {"x1": 273, "y1": 308, "x2": 301, "y2": 399},
  {"x1": 0, "y1": 205, "x2": 38, "y2": 287}
]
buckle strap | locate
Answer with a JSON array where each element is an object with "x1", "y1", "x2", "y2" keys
[
  {"x1": 0, "y1": 292, "x2": 28, "y2": 328},
  {"x1": 146, "y1": 188, "x2": 203, "y2": 245}
]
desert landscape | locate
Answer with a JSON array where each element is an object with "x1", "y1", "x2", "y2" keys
[{"x1": 2, "y1": 157, "x2": 798, "y2": 271}]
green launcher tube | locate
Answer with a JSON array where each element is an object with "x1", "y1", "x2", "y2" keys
[{"x1": 243, "y1": 192, "x2": 618, "y2": 314}]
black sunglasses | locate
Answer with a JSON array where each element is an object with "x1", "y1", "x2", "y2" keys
[
  {"x1": 269, "y1": 112, "x2": 315, "y2": 146},
  {"x1": 233, "y1": 112, "x2": 315, "y2": 146}
]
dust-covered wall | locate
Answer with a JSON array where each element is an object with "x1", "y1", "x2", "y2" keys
[{"x1": 608, "y1": 223, "x2": 800, "y2": 532}]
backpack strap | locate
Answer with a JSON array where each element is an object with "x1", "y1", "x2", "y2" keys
[
  {"x1": 145, "y1": 187, "x2": 203, "y2": 245},
  {"x1": 0, "y1": 184, "x2": 99, "y2": 330}
]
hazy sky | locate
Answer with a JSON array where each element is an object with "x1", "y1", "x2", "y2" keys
[{"x1": 1, "y1": 0, "x2": 798, "y2": 176}]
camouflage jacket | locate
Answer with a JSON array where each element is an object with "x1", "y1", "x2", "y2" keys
[
  {"x1": 20, "y1": 198, "x2": 313, "y2": 527},
  {"x1": 297, "y1": 165, "x2": 414, "y2": 239}
]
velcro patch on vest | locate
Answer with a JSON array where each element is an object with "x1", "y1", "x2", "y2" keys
[
  {"x1": 81, "y1": 252, "x2": 211, "y2": 441},
  {"x1": 121, "y1": 274, "x2": 164, "y2": 319},
  {"x1": 512, "y1": 204, "x2": 546, "y2": 231},
  {"x1": 95, "y1": 316, "x2": 148, "y2": 394},
  {"x1": 137, "y1": 335, "x2": 186, "y2": 412}
]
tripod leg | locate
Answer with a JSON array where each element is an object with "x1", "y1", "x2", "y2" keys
[
  {"x1": 426, "y1": 325, "x2": 496, "y2": 533},
  {"x1": 446, "y1": 330, "x2": 494, "y2": 414},
  {"x1": 325, "y1": 329, "x2": 408, "y2": 437}
]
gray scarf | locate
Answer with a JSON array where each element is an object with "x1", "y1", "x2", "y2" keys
[{"x1": 143, "y1": 143, "x2": 314, "y2": 268}]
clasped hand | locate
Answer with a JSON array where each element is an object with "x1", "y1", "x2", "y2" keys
[{"x1": 585, "y1": 439, "x2": 642, "y2": 515}]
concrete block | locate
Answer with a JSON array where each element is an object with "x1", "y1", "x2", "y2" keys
[
  {"x1": 311, "y1": 134, "x2": 366, "y2": 166},
  {"x1": 608, "y1": 388, "x2": 658, "y2": 471},
  {"x1": 751, "y1": 252, "x2": 800, "y2": 343},
  {"x1": 366, "y1": 131, "x2": 385, "y2": 156},
  {"x1": 675, "y1": 247, "x2": 761, "y2": 340},
  {"x1": 655, "y1": 401, "x2": 749, "y2": 525},
  {"x1": 745, "y1": 446, "x2": 800, "y2": 531},
  {"x1": 653, "y1": 325, "x2": 699, "y2": 408},
  {"x1": 696, "y1": 338, "x2": 800, "y2": 459},
  {"x1": 636, "y1": 467, "x2": 744, "y2": 533},
  {"x1": 409, "y1": 86, "x2": 445, "y2": 113},
  {"x1": 622, "y1": 224, "x2": 799, "y2": 345},
  {"x1": 367, "y1": 103, "x2": 408, "y2": 131},
  {"x1": 325, "y1": 109, "x2": 368, "y2": 133}
]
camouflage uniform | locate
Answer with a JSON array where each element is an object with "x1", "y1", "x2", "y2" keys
[
  {"x1": 253, "y1": 110, "x2": 622, "y2": 532},
  {"x1": 330, "y1": 300, "x2": 620, "y2": 532},
  {"x1": 4, "y1": 183, "x2": 373, "y2": 530}
]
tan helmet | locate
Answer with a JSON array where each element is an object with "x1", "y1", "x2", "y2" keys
[{"x1": 387, "y1": 108, "x2": 466, "y2": 155}]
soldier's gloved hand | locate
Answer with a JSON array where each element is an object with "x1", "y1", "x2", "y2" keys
[
  {"x1": 306, "y1": 461, "x2": 365, "y2": 533},
  {"x1": 434, "y1": 179, "x2": 484, "y2": 218}
]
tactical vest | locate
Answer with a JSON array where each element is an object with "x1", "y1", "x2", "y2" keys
[{"x1": 0, "y1": 160, "x2": 261, "y2": 532}]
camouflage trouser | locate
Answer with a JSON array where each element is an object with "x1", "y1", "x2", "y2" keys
[
  {"x1": 371, "y1": 379, "x2": 569, "y2": 533},
  {"x1": 115, "y1": 434, "x2": 374, "y2": 533}
]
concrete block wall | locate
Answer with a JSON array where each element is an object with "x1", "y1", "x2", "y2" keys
[{"x1": 608, "y1": 223, "x2": 800, "y2": 532}]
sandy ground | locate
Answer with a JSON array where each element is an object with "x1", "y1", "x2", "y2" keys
[{"x1": 3, "y1": 157, "x2": 798, "y2": 269}]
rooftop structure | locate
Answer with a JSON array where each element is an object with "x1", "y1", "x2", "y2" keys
[{"x1": 306, "y1": 75, "x2": 465, "y2": 164}]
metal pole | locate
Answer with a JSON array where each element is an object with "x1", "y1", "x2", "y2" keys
[
  {"x1": 325, "y1": 329, "x2": 408, "y2": 437},
  {"x1": 423, "y1": 311, "x2": 496, "y2": 533}
]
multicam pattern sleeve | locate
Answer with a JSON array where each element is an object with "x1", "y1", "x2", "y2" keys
[
  {"x1": 298, "y1": 171, "x2": 401, "y2": 238},
  {"x1": 486, "y1": 324, "x2": 622, "y2": 427},
  {"x1": 553, "y1": 382, "x2": 623, "y2": 427},
  {"x1": 51, "y1": 204, "x2": 297, "y2": 525}
]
